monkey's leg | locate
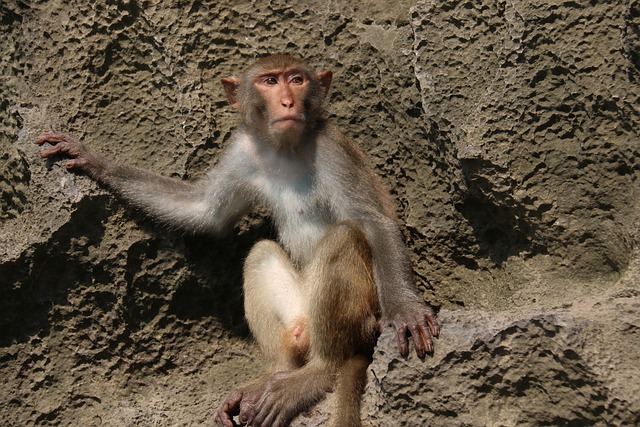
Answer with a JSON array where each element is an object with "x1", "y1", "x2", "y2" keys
[
  {"x1": 238, "y1": 222, "x2": 379, "y2": 427},
  {"x1": 304, "y1": 222, "x2": 379, "y2": 360},
  {"x1": 215, "y1": 241, "x2": 310, "y2": 427},
  {"x1": 303, "y1": 221, "x2": 379, "y2": 427},
  {"x1": 243, "y1": 240, "x2": 309, "y2": 369}
]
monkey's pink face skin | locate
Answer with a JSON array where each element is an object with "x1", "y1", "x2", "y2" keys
[{"x1": 253, "y1": 68, "x2": 309, "y2": 135}]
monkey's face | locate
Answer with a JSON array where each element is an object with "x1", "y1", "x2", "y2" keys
[
  {"x1": 223, "y1": 56, "x2": 332, "y2": 148},
  {"x1": 252, "y1": 67, "x2": 311, "y2": 145}
]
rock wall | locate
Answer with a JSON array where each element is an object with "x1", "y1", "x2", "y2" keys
[{"x1": 1, "y1": 0, "x2": 638, "y2": 425}]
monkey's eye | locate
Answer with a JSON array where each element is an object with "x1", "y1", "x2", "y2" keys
[
  {"x1": 290, "y1": 75, "x2": 304, "y2": 84},
  {"x1": 262, "y1": 77, "x2": 278, "y2": 85}
]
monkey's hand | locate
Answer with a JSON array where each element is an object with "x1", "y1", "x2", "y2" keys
[
  {"x1": 214, "y1": 390, "x2": 243, "y2": 427},
  {"x1": 386, "y1": 303, "x2": 440, "y2": 358},
  {"x1": 36, "y1": 131, "x2": 107, "y2": 179}
]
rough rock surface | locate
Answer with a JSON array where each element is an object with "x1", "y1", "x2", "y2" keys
[{"x1": 0, "y1": 0, "x2": 638, "y2": 426}]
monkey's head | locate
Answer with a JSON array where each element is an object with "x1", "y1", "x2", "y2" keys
[{"x1": 221, "y1": 55, "x2": 332, "y2": 149}]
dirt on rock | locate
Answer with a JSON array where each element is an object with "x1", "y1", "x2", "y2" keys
[{"x1": 0, "y1": 0, "x2": 638, "y2": 426}]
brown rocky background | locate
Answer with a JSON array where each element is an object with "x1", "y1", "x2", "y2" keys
[{"x1": 1, "y1": 0, "x2": 638, "y2": 425}]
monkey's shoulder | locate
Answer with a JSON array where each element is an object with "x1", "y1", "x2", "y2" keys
[
  {"x1": 315, "y1": 123, "x2": 369, "y2": 167},
  {"x1": 315, "y1": 123, "x2": 397, "y2": 219}
]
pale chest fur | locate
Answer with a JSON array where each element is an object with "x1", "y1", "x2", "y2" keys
[{"x1": 242, "y1": 137, "x2": 335, "y2": 265}]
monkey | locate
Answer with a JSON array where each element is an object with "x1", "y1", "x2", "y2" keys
[{"x1": 36, "y1": 54, "x2": 440, "y2": 427}]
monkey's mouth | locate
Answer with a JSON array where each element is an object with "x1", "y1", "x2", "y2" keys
[{"x1": 272, "y1": 115, "x2": 304, "y2": 124}]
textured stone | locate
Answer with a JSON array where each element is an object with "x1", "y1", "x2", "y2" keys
[{"x1": 0, "y1": 0, "x2": 638, "y2": 425}]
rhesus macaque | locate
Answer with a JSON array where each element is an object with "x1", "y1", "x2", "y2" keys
[{"x1": 36, "y1": 54, "x2": 439, "y2": 427}]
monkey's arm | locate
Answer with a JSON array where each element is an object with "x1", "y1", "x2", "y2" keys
[
  {"x1": 320, "y1": 131, "x2": 439, "y2": 356},
  {"x1": 36, "y1": 131, "x2": 253, "y2": 234},
  {"x1": 325, "y1": 184, "x2": 440, "y2": 357},
  {"x1": 359, "y1": 214, "x2": 440, "y2": 357},
  {"x1": 320, "y1": 131, "x2": 439, "y2": 357}
]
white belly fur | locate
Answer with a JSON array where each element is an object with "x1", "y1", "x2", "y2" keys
[{"x1": 253, "y1": 174, "x2": 333, "y2": 266}]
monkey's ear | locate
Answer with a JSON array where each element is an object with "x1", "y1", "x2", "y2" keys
[
  {"x1": 316, "y1": 70, "x2": 333, "y2": 100},
  {"x1": 221, "y1": 77, "x2": 241, "y2": 109}
]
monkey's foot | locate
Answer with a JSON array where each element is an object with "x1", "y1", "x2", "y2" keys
[
  {"x1": 215, "y1": 374, "x2": 287, "y2": 427},
  {"x1": 216, "y1": 368, "x2": 331, "y2": 427}
]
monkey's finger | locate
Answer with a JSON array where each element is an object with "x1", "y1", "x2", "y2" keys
[
  {"x1": 416, "y1": 318, "x2": 434, "y2": 355},
  {"x1": 217, "y1": 392, "x2": 243, "y2": 427},
  {"x1": 215, "y1": 411, "x2": 238, "y2": 426},
  {"x1": 409, "y1": 321, "x2": 429, "y2": 358},
  {"x1": 247, "y1": 399, "x2": 272, "y2": 427},
  {"x1": 270, "y1": 411, "x2": 288, "y2": 427},
  {"x1": 426, "y1": 312, "x2": 440, "y2": 338},
  {"x1": 35, "y1": 132, "x2": 66, "y2": 145},
  {"x1": 238, "y1": 402, "x2": 258, "y2": 425},
  {"x1": 395, "y1": 325, "x2": 410, "y2": 357},
  {"x1": 213, "y1": 411, "x2": 237, "y2": 427},
  {"x1": 259, "y1": 403, "x2": 287, "y2": 427},
  {"x1": 66, "y1": 158, "x2": 88, "y2": 169},
  {"x1": 39, "y1": 143, "x2": 67, "y2": 158},
  {"x1": 213, "y1": 411, "x2": 225, "y2": 427}
]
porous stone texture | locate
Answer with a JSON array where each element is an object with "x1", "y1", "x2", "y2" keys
[{"x1": 0, "y1": 0, "x2": 638, "y2": 425}]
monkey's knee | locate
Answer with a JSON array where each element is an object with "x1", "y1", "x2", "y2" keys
[
  {"x1": 243, "y1": 240, "x2": 302, "y2": 315},
  {"x1": 310, "y1": 222, "x2": 373, "y2": 279},
  {"x1": 244, "y1": 240, "x2": 286, "y2": 275},
  {"x1": 243, "y1": 240, "x2": 298, "y2": 292},
  {"x1": 314, "y1": 221, "x2": 376, "y2": 302},
  {"x1": 320, "y1": 221, "x2": 370, "y2": 255},
  {"x1": 306, "y1": 223, "x2": 379, "y2": 360}
]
